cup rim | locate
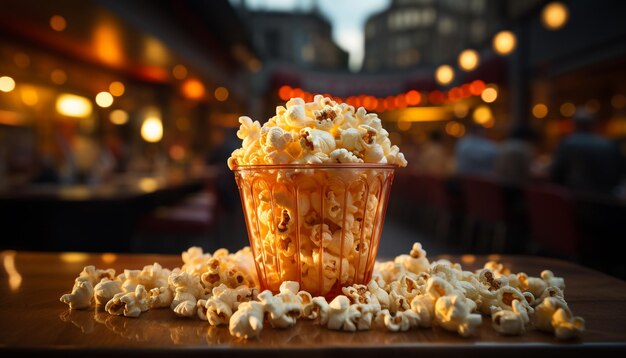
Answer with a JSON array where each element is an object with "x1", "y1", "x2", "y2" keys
[{"x1": 231, "y1": 163, "x2": 400, "y2": 171}]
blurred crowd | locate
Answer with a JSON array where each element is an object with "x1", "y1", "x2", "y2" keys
[{"x1": 410, "y1": 108, "x2": 626, "y2": 199}]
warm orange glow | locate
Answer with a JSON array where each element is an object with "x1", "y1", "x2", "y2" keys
[
  {"x1": 395, "y1": 94, "x2": 407, "y2": 109},
  {"x1": 612, "y1": 94, "x2": 626, "y2": 109},
  {"x1": 303, "y1": 92, "x2": 314, "y2": 102},
  {"x1": 50, "y1": 69, "x2": 67, "y2": 85},
  {"x1": 397, "y1": 120, "x2": 412, "y2": 131},
  {"x1": 453, "y1": 103, "x2": 469, "y2": 118},
  {"x1": 20, "y1": 86, "x2": 39, "y2": 106},
  {"x1": 14, "y1": 53, "x2": 30, "y2": 69},
  {"x1": 2, "y1": 250, "x2": 22, "y2": 292},
  {"x1": 139, "y1": 178, "x2": 159, "y2": 192},
  {"x1": 428, "y1": 91, "x2": 445, "y2": 104},
  {"x1": 435, "y1": 65, "x2": 454, "y2": 85},
  {"x1": 445, "y1": 121, "x2": 466, "y2": 137},
  {"x1": 473, "y1": 105, "x2": 493, "y2": 124},
  {"x1": 214, "y1": 87, "x2": 229, "y2": 102},
  {"x1": 56, "y1": 94, "x2": 92, "y2": 118},
  {"x1": 384, "y1": 96, "x2": 395, "y2": 111},
  {"x1": 181, "y1": 78, "x2": 206, "y2": 100},
  {"x1": 493, "y1": 31, "x2": 516, "y2": 55},
  {"x1": 532, "y1": 103, "x2": 548, "y2": 118},
  {"x1": 176, "y1": 117, "x2": 190, "y2": 132},
  {"x1": 109, "y1": 81, "x2": 125, "y2": 97},
  {"x1": 109, "y1": 109, "x2": 129, "y2": 125},
  {"x1": 460, "y1": 84, "x2": 471, "y2": 97},
  {"x1": 95, "y1": 91, "x2": 114, "y2": 108},
  {"x1": 278, "y1": 85, "x2": 292, "y2": 101},
  {"x1": 0, "y1": 76, "x2": 16, "y2": 92},
  {"x1": 541, "y1": 2, "x2": 569, "y2": 30},
  {"x1": 60, "y1": 252, "x2": 89, "y2": 263},
  {"x1": 173, "y1": 64, "x2": 188, "y2": 80},
  {"x1": 291, "y1": 88, "x2": 304, "y2": 99},
  {"x1": 458, "y1": 49, "x2": 480, "y2": 71},
  {"x1": 469, "y1": 80, "x2": 486, "y2": 96},
  {"x1": 101, "y1": 253, "x2": 117, "y2": 264},
  {"x1": 50, "y1": 15, "x2": 66, "y2": 32},
  {"x1": 169, "y1": 145, "x2": 186, "y2": 161},
  {"x1": 248, "y1": 58, "x2": 262, "y2": 72},
  {"x1": 144, "y1": 37, "x2": 170, "y2": 66},
  {"x1": 585, "y1": 99, "x2": 600, "y2": 113},
  {"x1": 560, "y1": 102, "x2": 576, "y2": 117},
  {"x1": 141, "y1": 116, "x2": 163, "y2": 143},
  {"x1": 405, "y1": 90, "x2": 421, "y2": 106},
  {"x1": 93, "y1": 22, "x2": 124, "y2": 67},
  {"x1": 481, "y1": 87, "x2": 498, "y2": 103},
  {"x1": 395, "y1": 107, "x2": 449, "y2": 122},
  {"x1": 362, "y1": 96, "x2": 378, "y2": 110}
]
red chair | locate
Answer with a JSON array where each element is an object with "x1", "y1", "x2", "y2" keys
[
  {"x1": 459, "y1": 174, "x2": 508, "y2": 253},
  {"x1": 523, "y1": 184, "x2": 580, "y2": 258}
]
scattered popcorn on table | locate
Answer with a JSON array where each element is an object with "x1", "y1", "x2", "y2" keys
[{"x1": 60, "y1": 243, "x2": 585, "y2": 340}]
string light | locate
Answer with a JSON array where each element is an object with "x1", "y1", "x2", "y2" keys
[
  {"x1": 493, "y1": 31, "x2": 517, "y2": 55},
  {"x1": 95, "y1": 91, "x2": 114, "y2": 107},
  {"x1": 541, "y1": 2, "x2": 569, "y2": 30},
  {"x1": 532, "y1": 103, "x2": 548, "y2": 118},
  {"x1": 458, "y1": 49, "x2": 480, "y2": 71},
  {"x1": 435, "y1": 65, "x2": 454, "y2": 85}
]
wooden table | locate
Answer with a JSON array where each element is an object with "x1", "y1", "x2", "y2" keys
[{"x1": 1, "y1": 251, "x2": 625, "y2": 357}]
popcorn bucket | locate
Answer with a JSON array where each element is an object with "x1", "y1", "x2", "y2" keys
[{"x1": 232, "y1": 163, "x2": 396, "y2": 297}]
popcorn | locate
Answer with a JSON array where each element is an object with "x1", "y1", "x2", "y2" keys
[
  {"x1": 60, "y1": 279, "x2": 94, "y2": 310},
  {"x1": 491, "y1": 299, "x2": 530, "y2": 335},
  {"x1": 229, "y1": 301, "x2": 265, "y2": 339},
  {"x1": 375, "y1": 308, "x2": 421, "y2": 332},
  {"x1": 60, "y1": 242, "x2": 585, "y2": 341},
  {"x1": 434, "y1": 294, "x2": 482, "y2": 337},
  {"x1": 77, "y1": 266, "x2": 116, "y2": 287},
  {"x1": 326, "y1": 295, "x2": 360, "y2": 332},
  {"x1": 94, "y1": 278, "x2": 123, "y2": 306},
  {"x1": 534, "y1": 297, "x2": 584, "y2": 339},
  {"x1": 105, "y1": 285, "x2": 149, "y2": 318}
]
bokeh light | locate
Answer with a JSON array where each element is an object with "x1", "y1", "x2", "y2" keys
[
  {"x1": 481, "y1": 87, "x2": 498, "y2": 103},
  {"x1": 172, "y1": 64, "x2": 188, "y2": 80},
  {"x1": 181, "y1": 78, "x2": 205, "y2": 100},
  {"x1": 493, "y1": 31, "x2": 517, "y2": 55},
  {"x1": 405, "y1": 90, "x2": 421, "y2": 106},
  {"x1": 541, "y1": 2, "x2": 569, "y2": 30},
  {"x1": 109, "y1": 81, "x2": 125, "y2": 97},
  {"x1": 560, "y1": 102, "x2": 576, "y2": 117},
  {"x1": 458, "y1": 49, "x2": 480, "y2": 71},
  {"x1": 532, "y1": 103, "x2": 548, "y2": 118},
  {"x1": 56, "y1": 94, "x2": 92, "y2": 118},
  {"x1": 109, "y1": 109, "x2": 129, "y2": 125},
  {"x1": 50, "y1": 15, "x2": 67, "y2": 32},
  {"x1": 435, "y1": 65, "x2": 454, "y2": 85},
  {"x1": 473, "y1": 105, "x2": 493, "y2": 125},
  {"x1": 0, "y1": 76, "x2": 16, "y2": 92},
  {"x1": 214, "y1": 86, "x2": 229, "y2": 102},
  {"x1": 141, "y1": 116, "x2": 163, "y2": 143},
  {"x1": 95, "y1": 91, "x2": 114, "y2": 107},
  {"x1": 50, "y1": 69, "x2": 67, "y2": 85}
]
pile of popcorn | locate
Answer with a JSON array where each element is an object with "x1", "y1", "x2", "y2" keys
[
  {"x1": 60, "y1": 243, "x2": 585, "y2": 340},
  {"x1": 227, "y1": 95, "x2": 408, "y2": 168}
]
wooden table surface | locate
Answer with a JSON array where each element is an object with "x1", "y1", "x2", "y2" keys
[{"x1": 1, "y1": 251, "x2": 625, "y2": 357}]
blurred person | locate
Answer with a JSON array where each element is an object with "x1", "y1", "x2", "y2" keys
[
  {"x1": 495, "y1": 125, "x2": 538, "y2": 185},
  {"x1": 454, "y1": 123, "x2": 499, "y2": 176},
  {"x1": 415, "y1": 130, "x2": 452, "y2": 176},
  {"x1": 550, "y1": 108, "x2": 623, "y2": 196}
]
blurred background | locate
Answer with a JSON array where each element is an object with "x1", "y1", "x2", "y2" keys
[{"x1": 0, "y1": 0, "x2": 625, "y2": 278}]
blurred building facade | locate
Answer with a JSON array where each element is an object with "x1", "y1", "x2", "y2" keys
[
  {"x1": 364, "y1": 0, "x2": 503, "y2": 72},
  {"x1": 234, "y1": 7, "x2": 349, "y2": 70}
]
